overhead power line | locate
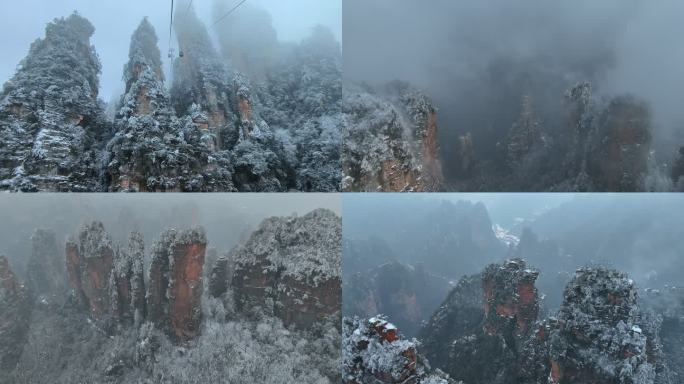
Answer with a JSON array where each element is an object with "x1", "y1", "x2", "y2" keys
[{"x1": 211, "y1": 0, "x2": 249, "y2": 28}]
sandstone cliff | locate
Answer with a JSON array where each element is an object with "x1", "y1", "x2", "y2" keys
[
  {"x1": 147, "y1": 227, "x2": 206, "y2": 342},
  {"x1": 228, "y1": 209, "x2": 341, "y2": 330},
  {"x1": 421, "y1": 259, "x2": 541, "y2": 384},
  {"x1": 343, "y1": 81, "x2": 443, "y2": 192},
  {"x1": 65, "y1": 222, "x2": 147, "y2": 332},
  {"x1": 65, "y1": 222, "x2": 115, "y2": 319},
  {"x1": 420, "y1": 261, "x2": 673, "y2": 384}
]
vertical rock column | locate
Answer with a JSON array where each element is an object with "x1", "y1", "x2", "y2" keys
[
  {"x1": 65, "y1": 222, "x2": 144, "y2": 327},
  {"x1": 107, "y1": 18, "x2": 175, "y2": 192},
  {"x1": 110, "y1": 231, "x2": 146, "y2": 325},
  {"x1": 147, "y1": 228, "x2": 206, "y2": 342},
  {"x1": 72, "y1": 222, "x2": 115, "y2": 319},
  {"x1": 548, "y1": 268, "x2": 660, "y2": 383},
  {"x1": 172, "y1": 6, "x2": 235, "y2": 147},
  {"x1": 418, "y1": 101, "x2": 444, "y2": 190},
  {"x1": 482, "y1": 258, "x2": 540, "y2": 338},
  {"x1": 421, "y1": 258, "x2": 540, "y2": 383}
]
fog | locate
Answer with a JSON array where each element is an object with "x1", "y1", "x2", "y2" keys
[
  {"x1": 343, "y1": 193, "x2": 573, "y2": 239},
  {"x1": 0, "y1": 0, "x2": 341, "y2": 102},
  {"x1": 0, "y1": 193, "x2": 340, "y2": 279},
  {"x1": 343, "y1": 193, "x2": 684, "y2": 308},
  {"x1": 343, "y1": 0, "x2": 684, "y2": 179}
]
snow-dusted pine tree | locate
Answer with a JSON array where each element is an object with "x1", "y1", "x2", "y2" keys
[
  {"x1": 106, "y1": 18, "x2": 235, "y2": 192},
  {"x1": 172, "y1": 5, "x2": 286, "y2": 191},
  {"x1": 255, "y1": 25, "x2": 343, "y2": 191}
]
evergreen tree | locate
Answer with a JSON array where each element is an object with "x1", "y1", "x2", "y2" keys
[
  {"x1": 255, "y1": 25, "x2": 343, "y2": 191},
  {"x1": 106, "y1": 18, "x2": 235, "y2": 192},
  {"x1": 172, "y1": 5, "x2": 286, "y2": 191}
]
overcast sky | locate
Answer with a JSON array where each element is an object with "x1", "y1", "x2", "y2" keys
[{"x1": 0, "y1": 0, "x2": 341, "y2": 102}]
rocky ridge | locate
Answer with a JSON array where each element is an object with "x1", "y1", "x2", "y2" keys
[
  {"x1": 219, "y1": 208, "x2": 342, "y2": 330},
  {"x1": 343, "y1": 81, "x2": 443, "y2": 192}
]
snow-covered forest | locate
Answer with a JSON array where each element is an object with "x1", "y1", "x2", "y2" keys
[{"x1": 0, "y1": 1, "x2": 341, "y2": 192}]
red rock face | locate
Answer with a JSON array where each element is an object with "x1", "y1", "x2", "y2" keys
[
  {"x1": 367, "y1": 107, "x2": 444, "y2": 192},
  {"x1": 370, "y1": 318, "x2": 399, "y2": 344},
  {"x1": 169, "y1": 242, "x2": 206, "y2": 341},
  {"x1": 147, "y1": 228, "x2": 206, "y2": 342},
  {"x1": 234, "y1": 260, "x2": 341, "y2": 331},
  {"x1": 275, "y1": 275, "x2": 341, "y2": 330},
  {"x1": 482, "y1": 259, "x2": 539, "y2": 337},
  {"x1": 421, "y1": 109, "x2": 444, "y2": 189},
  {"x1": 550, "y1": 360, "x2": 562, "y2": 383},
  {"x1": 238, "y1": 95, "x2": 252, "y2": 124},
  {"x1": 0, "y1": 256, "x2": 31, "y2": 370},
  {"x1": 233, "y1": 211, "x2": 341, "y2": 331},
  {"x1": 82, "y1": 248, "x2": 114, "y2": 318},
  {"x1": 378, "y1": 159, "x2": 425, "y2": 192},
  {"x1": 135, "y1": 86, "x2": 151, "y2": 115},
  {"x1": 65, "y1": 225, "x2": 115, "y2": 320},
  {"x1": 65, "y1": 222, "x2": 143, "y2": 324},
  {"x1": 236, "y1": 89, "x2": 255, "y2": 138},
  {"x1": 233, "y1": 258, "x2": 275, "y2": 306},
  {"x1": 65, "y1": 241, "x2": 86, "y2": 306}
]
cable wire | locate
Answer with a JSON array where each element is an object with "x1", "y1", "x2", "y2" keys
[
  {"x1": 210, "y1": 0, "x2": 249, "y2": 28},
  {"x1": 169, "y1": 0, "x2": 175, "y2": 43}
]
